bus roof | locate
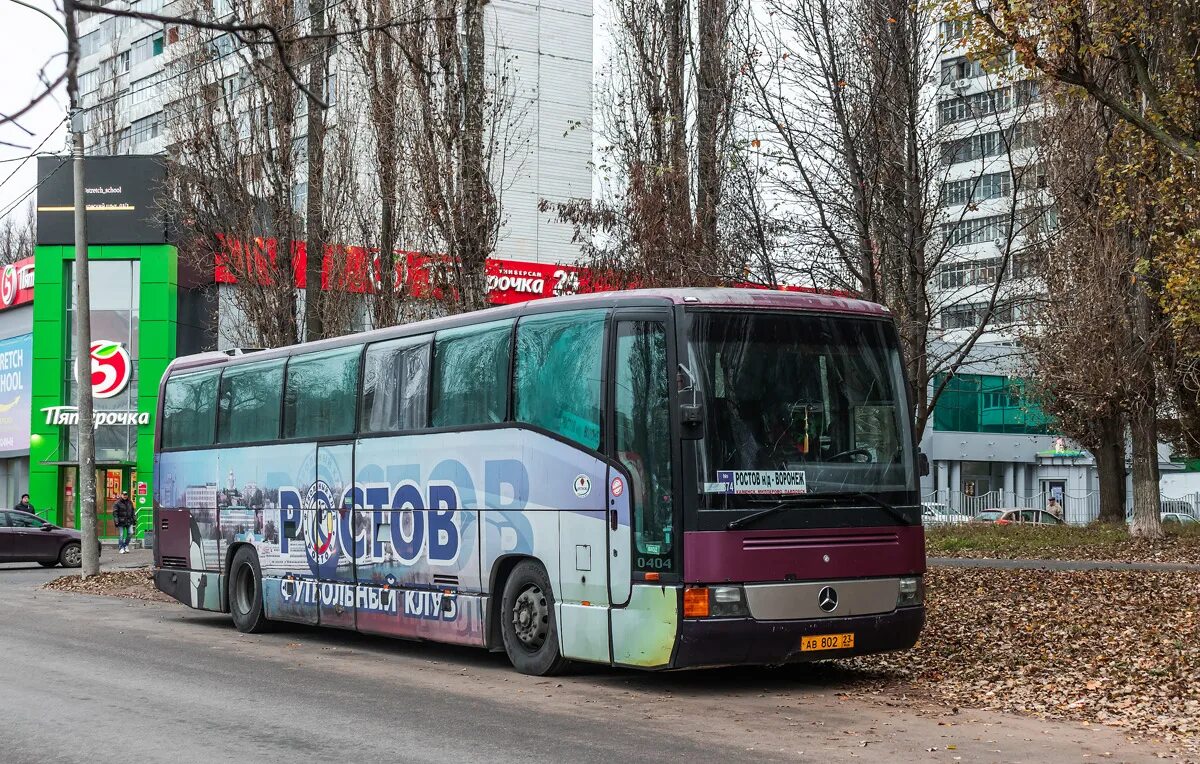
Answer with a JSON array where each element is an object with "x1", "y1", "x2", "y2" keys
[{"x1": 166, "y1": 288, "x2": 888, "y2": 376}]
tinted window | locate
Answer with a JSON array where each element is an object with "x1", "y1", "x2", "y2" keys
[
  {"x1": 360, "y1": 336, "x2": 430, "y2": 433},
  {"x1": 217, "y1": 360, "x2": 284, "y2": 443},
  {"x1": 431, "y1": 320, "x2": 513, "y2": 428},
  {"x1": 283, "y1": 347, "x2": 361, "y2": 439},
  {"x1": 514, "y1": 310, "x2": 605, "y2": 449},
  {"x1": 162, "y1": 370, "x2": 219, "y2": 448},
  {"x1": 614, "y1": 320, "x2": 673, "y2": 572},
  {"x1": 8, "y1": 512, "x2": 42, "y2": 528}
]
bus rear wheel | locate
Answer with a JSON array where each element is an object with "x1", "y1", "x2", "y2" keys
[
  {"x1": 500, "y1": 560, "x2": 570, "y2": 676},
  {"x1": 228, "y1": 546, "x2": 271, "y2": 633}
]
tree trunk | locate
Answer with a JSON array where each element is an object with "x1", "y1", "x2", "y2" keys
[
  {"x1": 1095, "y1": 411, "x2": 1128, "y2": 524},
  {"x1": 1128, "y1": 277, "x2": 1163, "y2": 538},
  {"x1": 695, "y1": 0, "x2": 727, "y2": 278},
  {"x1": 1129, "y1": 396, "x2": 1162, "y2": 538},
  {"x1": 304, "y1": 0, "x2": 330, "y2": 341},
  {"x1": 457, "y1": 0, "x2": 490, "y2": 313}
]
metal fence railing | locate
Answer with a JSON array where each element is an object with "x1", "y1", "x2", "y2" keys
[{"x1": 921, "y1": 490, "x2": 1200, "y2": 526}]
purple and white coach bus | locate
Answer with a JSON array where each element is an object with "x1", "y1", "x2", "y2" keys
[{"x1": 153, "y1": 289, "x2": 925, "y2": 674}]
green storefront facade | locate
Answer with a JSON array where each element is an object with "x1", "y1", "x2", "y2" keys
[{"x1": 28, "y1": 244, "x2": 179, "y2": 537}]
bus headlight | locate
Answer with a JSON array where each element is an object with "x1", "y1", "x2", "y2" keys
[
  {"x1": 897, "y1": 576, "x2": 923, "y2": 607},
  {"x1": 683, "y1": 585, "x2": 750, "y2": 618},
  {"x1": 710, "y1": 585, "x2": 749, "y2": 617}
]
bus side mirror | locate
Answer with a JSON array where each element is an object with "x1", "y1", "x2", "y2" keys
[
  {"x1": 917, "y1": 451, "x2": 930, "y2": 477},
  {"x1": 680, "y1": 403, "x2": 704, "y2": 440}
]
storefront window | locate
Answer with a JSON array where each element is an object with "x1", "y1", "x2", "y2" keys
[
  {"x1": 63, "y1": 260, "x2": 141, "y2": 463},
  {"x1": 932, "y1": 373, "x2": 1054, "y2": 435}
]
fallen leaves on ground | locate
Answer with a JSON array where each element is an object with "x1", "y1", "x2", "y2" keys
[
  {"x1": 927, "y1": 524, "x2": 1200, "y2": 565},
  {"x1": 43, "y1": 568, "x2": 172, "y2": 602},
  {"x1": 849, "y1": 567, "x2": 1200, "y2": 754}
]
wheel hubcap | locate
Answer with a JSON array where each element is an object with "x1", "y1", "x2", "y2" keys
[
  {"x1": 512, "y1": 584, "x2": 549, "y2": 651},
  {"x1": 63, "y1": 545, "x2": 80, "y2": 565}
]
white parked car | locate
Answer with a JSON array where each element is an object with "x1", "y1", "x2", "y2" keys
[
  {"x1": 921, "y1": 502, "x2": 972, "y2": 525},
  {"x1": 1161, "y1": 512, "x2": 1198, "y2": 526}
]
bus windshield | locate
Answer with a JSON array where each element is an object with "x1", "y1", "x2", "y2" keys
[{"x1": 687, "y1": 311, "x2": 915, "y2": 505}]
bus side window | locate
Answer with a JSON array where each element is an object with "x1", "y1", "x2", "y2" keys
[
  {"x1": 162, "y1": 370, "x2": 219, "y2": 448},
  {"x1": 613, "y1": 320, "x2": 673, "y2": 570}
]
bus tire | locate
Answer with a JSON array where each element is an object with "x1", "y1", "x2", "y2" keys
[
  {"x1": 500, "y1": 560, "x2": 570, "y2": 676},
  {"x1": 228, "y1": 546, "x2": 271, "y2": 634}
]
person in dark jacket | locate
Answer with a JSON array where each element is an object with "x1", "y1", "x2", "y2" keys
[
  {"x1": 14, "y1": 494, "x2": 34, "y2": 514},
  {"x1": 113, "y1": 491, "x2": 137, "y2": 554}
]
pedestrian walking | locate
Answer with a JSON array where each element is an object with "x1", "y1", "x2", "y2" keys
[
  {"x1": 1046, "y1": 496, "x2": 1064, "y2": 520},
  {"x1": 14, "y1": 493, "x2": 34, "y2": 514},
  {"x1": 114, "y1": 491, "x2": 137, "y2": 554}
]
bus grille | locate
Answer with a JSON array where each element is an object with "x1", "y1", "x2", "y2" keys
[
  {"x1": 161, "y1": 555, "x2": 188, "y2": 569},
  {"x1": 433, "y1": 574, "x2": 459, "y2": 587},
  {"x1": 742, "y1": 532, "x2": 898, "y2": 551}
]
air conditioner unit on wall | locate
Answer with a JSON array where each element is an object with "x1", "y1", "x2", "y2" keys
[{"x1": 951, "y1": 78, "x2": 972, "y2": 91}]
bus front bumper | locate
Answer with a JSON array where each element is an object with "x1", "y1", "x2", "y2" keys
[{"x1": 671, "y1": 605, "x2": 924, "y2": 669}]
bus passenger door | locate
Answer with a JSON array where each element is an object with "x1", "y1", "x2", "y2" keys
[
  {"x1": 608, "y1": 313, "x2": 674, "y2": 607},
  {"x1": 316, "y1": 443, "x2": 356, "y2": 630}
]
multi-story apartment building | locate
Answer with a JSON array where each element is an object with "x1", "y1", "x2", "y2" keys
[
  {"x1": 921, "y1": 22, "x2": 1188, "y2": 521},
  {"x1": 74, "y1": 0, "x2": 594, "y2": 269}
]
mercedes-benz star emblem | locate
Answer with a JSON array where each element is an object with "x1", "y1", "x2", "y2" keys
[{"x1": 817, "y1": 586, "x2": 838, "y2": 613}]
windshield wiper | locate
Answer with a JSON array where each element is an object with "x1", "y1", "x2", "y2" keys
[{"x1": 725, "y1": 491, "x2": 915, "y2": 530}]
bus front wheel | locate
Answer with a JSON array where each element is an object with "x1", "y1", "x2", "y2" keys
[
  {"x1": 228, "y1": 546, "x2": 271, "y2": 633},
  {"x1": 500, "y1": 560, "x2": 570, "y2": 676}
]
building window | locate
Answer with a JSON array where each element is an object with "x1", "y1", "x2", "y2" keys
[
  {"x1": 131, "y1": 32, "x2": 165, "y2": 66},
  {"x1": 79, "y1": 69, "x2": 100, "y2": 97},
  {"x1": 936, "y1": 256, "x2": 1005, "y2": 290},
  {"x1": 933, "y1": 373, "x2": 1054, "y2": 434},
  {"x1": 944, "y1": 214, "x2": 1010, "y2": 247},
  {"x1": 130, "y1": 115, "x2": 162, "y2": 146},
  {"x1": 210, "y1": 33, "x2": 237, "y2": 59},
  {"x1": 939, "y1": 87, "x2": 1011, "y2": 125},
  {"x1": 79, "y1": 29, "x2": 104, "y2": 58},
  {"x1": 940, "y1": 123, "x2": 1039, "y2": 165},
  {"x1": 940, "y1": 301, "x2": 1015, "y2": 331},
  {"x1": 942, "y1": 171, "x2": 1012, "y2": 206},
  {"x1": 940, "y1": 18, "x2": 972, "y2": 42}
]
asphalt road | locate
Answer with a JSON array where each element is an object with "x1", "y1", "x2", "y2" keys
[{"x1": 0, "y1": 555, "x2": 1171, "y2": 764}]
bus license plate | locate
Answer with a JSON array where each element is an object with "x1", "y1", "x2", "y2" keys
[{"x1": 800, "y1": 633, "x2": 854, "y2": 652}]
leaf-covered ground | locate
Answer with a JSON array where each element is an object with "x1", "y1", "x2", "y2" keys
[
  {"x1": 43, "y1": 569, "x2": 173, "y2": 602},
  {"x1": 927, "y1": 523, "x2": 1200, "y2": 565},
  {"x1": 851, "y1": 567, "x2": 1200, "y2": 755}
]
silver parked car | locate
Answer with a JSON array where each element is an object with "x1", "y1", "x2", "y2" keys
[{"x1": 921, "y1": 502, "x2": 973, "y2": 525}]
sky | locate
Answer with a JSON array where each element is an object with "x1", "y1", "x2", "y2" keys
[{"x1": 0, "y1": 0, "x2": 69, "y2": 225}]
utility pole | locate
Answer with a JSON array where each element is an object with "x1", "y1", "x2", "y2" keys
[{"x1": 64, "y1": 0, "x2": 99, "y2": 577}]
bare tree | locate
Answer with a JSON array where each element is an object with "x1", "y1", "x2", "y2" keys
[
  {"x1": 1018, "y1": 91, "x2": 1134, "y2": 524},
  {"x1": 0, "y1": 202, "x2": 36, "y2": 266},
  {"x1": 163, "y1": 0, "x2": 361, "y2": 348},
  {"x1": 342, "y1": 0, "x2": 421, "y2": 328},
  {"x1": 387, "y1": 0, "x2": 521, "y2": 313},
  {"x1": 545, "y1": 0, "x2": 740, "y2": 287},
  {"x1": 739, "y1": 0, "x2": 1046, "y2": 436}
]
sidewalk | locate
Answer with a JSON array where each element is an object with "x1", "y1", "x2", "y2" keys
[
  {"x1": 929, "y1": 556, "x2": 1200, "y2": 572},
  {"x1": 99, "y1": 545, "x2": 153, "y2": 570}
]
